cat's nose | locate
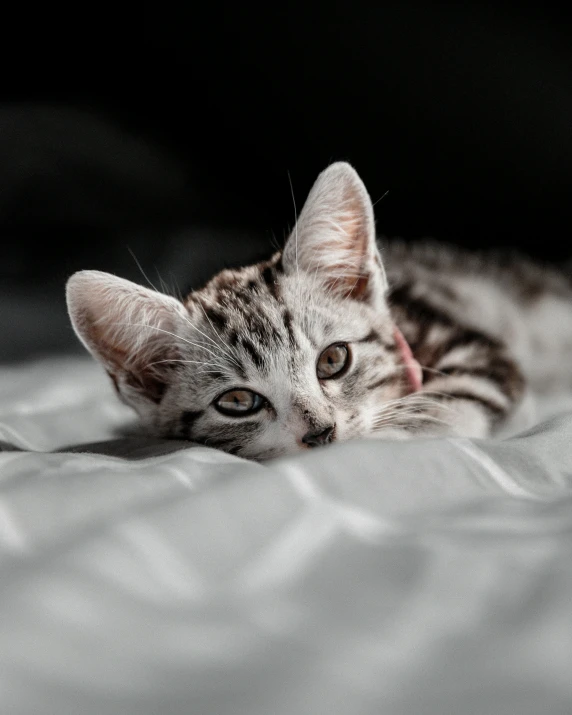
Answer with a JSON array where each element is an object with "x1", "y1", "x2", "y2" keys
[{"x1": 302, "y1": 425, "x2": 335, "y2": 448}]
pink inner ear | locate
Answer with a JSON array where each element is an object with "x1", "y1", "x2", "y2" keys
[{"x1": 393, "y1": 326, "x2": 423, "y2": 393}]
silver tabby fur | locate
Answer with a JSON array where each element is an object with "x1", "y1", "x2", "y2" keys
[{"x1": 66, "y1": 162, "x2": 572, "y2": 459}]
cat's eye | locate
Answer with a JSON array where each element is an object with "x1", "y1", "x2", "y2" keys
[
  {"x1": 317, "y1": 342, "x2": 350, "y2": 379},
  {"x1": 214, "y1": 389, "x2": 266, "y2": 416}
]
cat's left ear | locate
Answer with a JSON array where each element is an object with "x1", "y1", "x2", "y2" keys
[{"x1": 281, "y1": 162, "x2": 387, "y2": 307}]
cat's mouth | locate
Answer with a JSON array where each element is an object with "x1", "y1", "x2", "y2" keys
[{"x1": 393, "y1": 326, "x2": 423, "y2": 393}]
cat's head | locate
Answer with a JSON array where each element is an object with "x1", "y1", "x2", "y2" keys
[{"x1": 67, "y1": 162, "x2": 421, "y2": 459}]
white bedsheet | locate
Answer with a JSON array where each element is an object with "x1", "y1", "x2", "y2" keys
[{"x1": 1, "y1": 357, "x2": 572, "y2": 714}]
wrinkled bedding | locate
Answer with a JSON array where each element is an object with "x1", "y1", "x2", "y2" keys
[{"x1": 1, "y1": 356, "x2": 572, "y2": 714}]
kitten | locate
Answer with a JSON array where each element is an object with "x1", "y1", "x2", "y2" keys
[{"x1": 66, "y1": 162, "x2": 572, "y2": 460}]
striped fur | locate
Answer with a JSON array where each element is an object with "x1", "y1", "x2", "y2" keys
[{"x1": 66, "y1": 162, "x2": 572, "y2": 459}]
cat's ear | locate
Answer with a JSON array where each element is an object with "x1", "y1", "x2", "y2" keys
[
  {"x1": 66, "y1": 270, "x2": 186, "y2": 405},
  {"x1": 282, "y1": 162, "x2": 387, "y2": 305}
]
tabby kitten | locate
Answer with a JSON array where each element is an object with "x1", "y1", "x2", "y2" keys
[{"x1": 66, "y1": 162, "x2": 571, "y2": 459}]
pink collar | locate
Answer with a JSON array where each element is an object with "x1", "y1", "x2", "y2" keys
[{"x1": 393, "y1": 326, "x2": 423, "y2": 393}]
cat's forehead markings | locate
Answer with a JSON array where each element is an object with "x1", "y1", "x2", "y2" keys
[
  {"x1": 282, "y1": 309, "x2": 298, "y2": 348},
  {"x1": 200, "y1": 253, "x2": 282, "y2": 297},
  {"x1": 239, "y1": 335, "x2": 266, "y2": 370},
  {"x1": 183, "y1": 259, "x2": 319, "y2": 382},
  {"x1": 184, "y1": 253, "x2": 384, "y2": 380}
]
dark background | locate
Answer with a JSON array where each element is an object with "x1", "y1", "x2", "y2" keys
[{"x1": 2, "y1": 2, "x2": 571, "y2": 360}]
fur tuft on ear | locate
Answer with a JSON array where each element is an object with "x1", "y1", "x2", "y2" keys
[
  {"x1": 282, "y1": 162, "x2": 387, "y2": 306},
  {"x1": 66, "y1": 270, "x2": 186, "y2": 405}
]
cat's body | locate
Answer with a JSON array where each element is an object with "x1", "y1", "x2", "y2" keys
[
  {"x1": 66, "y1": 163, "x2": 572, "y2": 460},
  {"x1": 384, "y1": 240, "x2": 572, "y2": 396}
]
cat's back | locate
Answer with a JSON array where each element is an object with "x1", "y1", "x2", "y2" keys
[
  {"x1": 382, "y1": 238, "x2": 572, "y2": 390},
  {"x1": 382, "y1": 239, "x2": 571, "y2": 303}
]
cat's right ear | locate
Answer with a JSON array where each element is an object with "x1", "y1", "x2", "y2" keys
[
  {"x1": 281, "y1": 162, "x2": 388, "y2": 308},
  {"x1": 66, "y1": 271, "x2": 186, "y2": 405}
]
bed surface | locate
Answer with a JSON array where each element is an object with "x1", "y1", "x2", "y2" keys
[{"x1": 1, "y1": 356, "x2": 572, "y2": 714}]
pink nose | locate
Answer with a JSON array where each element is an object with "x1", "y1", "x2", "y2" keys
[{"x1": 302, "y1": 425, "x2": 335, "y2": 448}]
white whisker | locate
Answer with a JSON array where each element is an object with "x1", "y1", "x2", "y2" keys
[
  {"x1": 114, "y1": 322, "x2": 233, "y2": 366},
  {"x1": 194, "y1": 300, "x2": 242, "y2": 361},
  {"x1": 179, "y1": 311, "x2": 242, "y2": 368},
  {"x1": 127, "y1": 247, "x2": 161, "y2": 294}
]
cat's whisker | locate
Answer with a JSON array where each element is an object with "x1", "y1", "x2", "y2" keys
[
  {"x1": 372, "y1": 189, "x2": 390, "y2": 208},
  {"x1": 373, "y1": 412, "x2": 449, "y2": 431},
  {"x1": 269, "y1": 230, "x2": 281, "y2": 252},
  {"x1": 127, "y1": 247, "x2": 161, "y2": 294},
  {"x1": 155, "y1": 269, "x2": 177, "y2": 298},
  {"x1": 115, "y1": 322, "x2": 235, "y2": 366},
  {"x1": 373, "y1": 413, "x2": 453, "y2": 430},
  {"x1": 178, "y1": 311, "x2": 242, "y2": 369},
  {"x1": 375, "y1": 403, "x2": 450, "y2": 419},
  {"x1": 148, "y1": 358, "x2": 233, "y2": 373},
  {"x1": 374, "y1": 408, "x2": 436, "y2": 423},
  {"x1": 374, "y1": 392, "x2": 456, "y2": 418},
  {"x1": 194, "y1": 300, "x2": 243, "y2": 367},
  {"x1": 375, "y1": 404, "x2": 437, "y2": 420},
  {"x1": 415, "y1": 390, "x2": 465, "y2": 409},
  {"x1": 148, "y1": 358, "x2": 218, "y2": 368},
  {"x1": 366, "y1": 368, "x2": 459, "y2": 414},
  {"x1": 169, "y1": 273, "x2": 185, "y2": 303},
  {"x1": 373, "y1": 396, "x2": 453, "y2": 421}
]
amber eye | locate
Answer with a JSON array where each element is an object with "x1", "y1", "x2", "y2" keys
[
  {"x1": 214, "y1": 389, "x2": 265, "y2": 416},
  {"x1": 317, "y1": 343, "x2": 350, "y2": 379}
]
